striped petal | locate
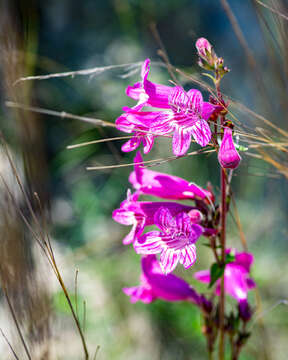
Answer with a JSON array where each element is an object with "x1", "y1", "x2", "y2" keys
[
  {"x1": 179, "y1": 245, "x2": 197, "y2": 269},
  {"x1": 134, "y1": 231, "x2": 163, "y2": 254},
  {"x1": 172, "y1": 127, "x2": 192, "y2": 156},
  {"x1": 160, "y1": 248, "x2": 180, "y2": 274},
  {"x1": 191, "y1": 119, "x2": 211, "y2": 147}
]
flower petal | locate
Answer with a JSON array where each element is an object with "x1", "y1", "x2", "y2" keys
[
  {"x1": 191, "y1": 119, "x2": 211, "y2": 147},
  {"x1": 194, "y1": 270, "x2": 211, "y2": 283},
  {"x1": 154, "y1": 207, "x2": 176, "y2": 232},
  {"x1": 160, "y1": 249, "x2": 180, "y2": 274},
  {"x1": 172, "y1": 127, "x2": 192, "y2": 156},
  {"x1": 142, "y1": 134, "x2": 155, "y2": 154},
  {"x1": 134, "y1": 231, "x2": 163, "y2": 254},
  {"x1": 202, "y1": 102, "x2": 215, "y2": 120},
  {"x1": 179, "y1": 245, "x2": 197, "y2": 269},
  {"x1": 121, "y1": 135, "x2": 142, "y2": 153}
]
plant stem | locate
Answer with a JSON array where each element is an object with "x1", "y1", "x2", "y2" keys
[{"x1": 218, "y1": 165, "x2": 227, "y2": 360}]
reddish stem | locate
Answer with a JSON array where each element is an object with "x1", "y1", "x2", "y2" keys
[{"x1": 218, "y1": 114, "x2": 227, "y2": 360}]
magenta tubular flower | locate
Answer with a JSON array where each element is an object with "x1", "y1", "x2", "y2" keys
[
  {"x1": 196, "y1": 37, "x2": 212, "y2": 58},
  {"x1": 123, "y1": 255, "x2": 201, "y2": 304},
  {"x1": 112, "y1": 190, "x2": 195, "y2": 245},
  {"x1": 129, "y1": 152, "x2": 214, "y2": 201},
  {"x1": 126, "y1": 58, "x2": 172, "y2": 109},
  {"x1": 194, "y1": 250, "x2": 256, "y2": 302},
  {"x1": 117, "y1": 58, "x2": 216, "y2": 156},
  {"x1": 218, "y1": 128, "x2": 241, "y2": 169},
  {"x1": 134, "y1": 207, "x2": 203, "y2": 274}
]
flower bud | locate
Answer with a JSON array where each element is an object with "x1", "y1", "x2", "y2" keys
[
  {"x1": 238, "y1": 300, "x2": 252, "y2": 322},
  {"x1": 196, "y1": 37, "x2": 212, "y2": 58},
  {"x1": 188, "y1": 209, "x2": 203, "y2": 223},
  {"x1": 218, "y1": 128, "x2": 241, "y2": 169}
]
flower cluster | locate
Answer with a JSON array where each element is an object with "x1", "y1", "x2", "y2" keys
[
  {"x1": 113, "y1": 152, "x2": 211, "y2": 273},
  {"x1": 112, "y1": 38, "x2": 254, "y2": 358},
  {"x1": 116, "y1": 59, "x2": 216, "y2": 156}
]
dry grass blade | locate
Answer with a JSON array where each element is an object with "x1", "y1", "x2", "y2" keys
[
  {"x1": 67, "y1": 136, "x2": 134, "y2": 149},
  {"x1": 0, "y1": 328, "x2": 20, "y2": 360},
  {"x1": 1, "y1": 285, "x2": 32, "y2": 360},
  {"x1": 6, "y1": 101, "x2": 115, "y2": 128},
  {"x1": 255, "y1": 0, "x2": 288, "y2": 21},
  {"x1": 0, "y1": 134, "x2": 90, "y2": 360},
  {"x1": 87, "y1": 148, "x2": 215, "y2": 171},
  {"x1": 13, "y1": 61, "x2": 143, "y2": 85}
]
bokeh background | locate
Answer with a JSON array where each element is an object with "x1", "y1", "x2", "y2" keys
[{"x1": 0, "y1": 0, "x2": 287, "y2": 359}]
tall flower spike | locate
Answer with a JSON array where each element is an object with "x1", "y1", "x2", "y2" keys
[
  {"x1": 134, "y1": 207, "x2": 203, "y2": 274},
  {"x1": 123, "y1": 255, "x2": 201, "y2": 304},
  {"x1": 218, "y1": 127, "x2": 241, "y2": 169},
  {"x1": 194, "y1": 249, "x2": 256, "y2": 302}
]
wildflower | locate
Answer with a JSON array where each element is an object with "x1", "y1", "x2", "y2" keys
[
  {"x1": 112, "y1": 190, "x2": 195, "y2": 244},
  {"x1": 218, "y1": 127, "x2": 241, "y2": 169},
  {"x1": 129, "y1": 152, "x2": 214, "y2": 201},
  {"x1": 134, "y1": 207, "x2": 203, "y2": 274},
  {"x1": 126, "y1": 59, "x2": 172, "y2": 109},
  {"x1": 117, "y1": 59, "x2": 216, "y2": 156},
  {"x1": 123, "y1": 255, "x2": 201, "y2": 304},
  {"x1": 194, "y1": 250, "x2": 256, "y2": 302}
]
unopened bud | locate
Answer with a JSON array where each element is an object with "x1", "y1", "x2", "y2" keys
[
  {"x1": 218, "y1": 128, "x2": 241, "y2": 169},
  {"x1": 196, "y1": 37, "x2": 212, "y2": 58},
  {"x1": 188, "y1": 209, "x2": 203, "y2": 223},
  {"x1": 238, "y1": 300, "x2": 252, "y2": 322}
]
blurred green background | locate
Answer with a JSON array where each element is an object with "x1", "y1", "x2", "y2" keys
[{"x1": 0, "y1": 0, "x2": 288, "y2": 359}]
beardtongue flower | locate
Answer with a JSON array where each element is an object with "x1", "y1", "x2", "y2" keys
[
  {"x1": 117, "y1": 58, "x2": 216, "y2": 156},
  {"x1": 194, "y1": 250, "x2": 256, "y2": 302},
  {"x1": 112, "y1": 190, "x2": 195, "y2": 245},
  {"x1": 218, "y1": 127, "x2": 241, "y2": 169},
  {"x1": 126, "y1": 58, "x2": 172, "y2": 109},
  {"x1": 129, "y1": 152, "x2": 214, "y2": 202},
  {"x1": 123, "y1": 255, "x2": 201, "y2": 304},
  {"x1": 134, "y1": 207, "x2": 203, "y2": 274}
]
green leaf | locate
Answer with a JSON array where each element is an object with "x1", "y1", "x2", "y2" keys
[
  {"x1": 225, "y1": 253, "x2": 235, "y2": 264},
  {"x1": 209, "y1": 263, "x2": 225, "y2": 288}
]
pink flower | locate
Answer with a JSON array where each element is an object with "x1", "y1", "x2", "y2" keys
[
  {"x1": 123, "y1": 255, "x2": 201, "y2": 304},
  {"x1": 116, "y1": 59, "x2": 216, "y2": 156},
  {"x1": 218, "y1": 128, "x2": 241, "y2": 169},
  {"x1": 196, "y1": 38, "x2": 212, "y2": 58},
  {"x1": 134, "y1": 207, "x2": 203, "y2": 274},
  {"x1": 194, "y1": 250, "x2": 256, "y2": 302},
  {"x1": 126, "y1": 59, "x2": 172, "y2": 109},
  {"x1": 112, "y1": 190, "x2": 195, "y2": 245},
  {"x1": 129, "y1": 152, "x2": 214, "y2": 202}
]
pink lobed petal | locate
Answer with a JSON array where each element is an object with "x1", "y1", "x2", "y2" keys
[
  {"x1": 154, "y1": 207, "x2": 176, "y2": 232},
  {"x1": 194, "y1": 270, "x2": 211, "y2": 283},
  {"x1": 142, "y1": 134, "x2": 155, "y2": 154},
  {"x1": 179, "y1": 245, "x2": 197, "y2": 269},
  {"x1": 202, "y1": 102, "x2": 216, "y2": 120},
  {"x1": 121, "y1": 135, "x2": 142, "y2": 153},
  {"x1": 160, "y1": 249, "x2": 180, "y2": 274},
  {"x1": 172, "y1": 127, "x2": 192, "y2": 156},
  {"x1": 190, "y1": 119, "x2": 211, "y2": 147},
  {"x1": 134, "y1": 231, "x2": 163, "y2": 254}
]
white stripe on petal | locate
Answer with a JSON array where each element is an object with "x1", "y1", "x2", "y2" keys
[{"x1": 191, "y1": 119, "x2": 211, "y2": 147}]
